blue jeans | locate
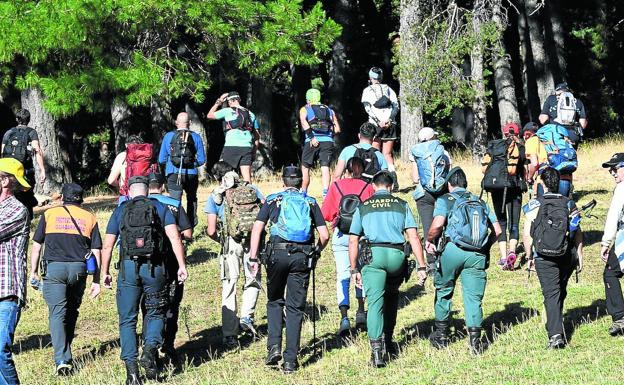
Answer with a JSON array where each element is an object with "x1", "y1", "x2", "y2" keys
[
  {"x1": 117, "y1": 260, "x2": 167, "y2": 362},
  {"x1": 42, "y1": 262, "x2": 87, "y2": 365},
  {"x1": 333, "y1": 247, "x2": 363, "y2": 308},
  {"x1": 537, "y1": 179, "x2": 572, "y2": 197},
  {"x1": 0, "y1": 300, "x2": 21, "y2": 385}
]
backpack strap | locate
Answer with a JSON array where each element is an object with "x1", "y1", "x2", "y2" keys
[
  {"x1": 335, "y1": 182, "x2": 345, "y2": 198},
  {"x1": 61, "y1": 206, "x2": 89, "y2": 250}
]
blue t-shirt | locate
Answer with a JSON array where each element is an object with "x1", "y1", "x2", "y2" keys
[
  {"x1": 214, "y1": 107, "x2": 259, "y2": 148},
  {"x1": 349, "y1": 189, "x2": 417, "y2": 244},
  {"x1": 158, "y1": 130, "x2": 206, "y2": 176},
  {"x1": 204, "y1": 185, "x2": 264, "y2": 222},
  {"x1": 338, "y1": 143, "x2": 388, "y2": 170},
  {"x1": 106, "y1": 197, "x2": 177, "y2": 236},
  {"x1": 301, "y1": 104, "x2": 335, "y2": 143}
]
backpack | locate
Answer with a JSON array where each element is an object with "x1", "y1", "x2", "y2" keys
[
  {"x1": 411, "y1": 140, "x2": 450, "y2": 193},
  {"x1": 372, "y1": 84, "x2": 392, "y2": 109},
  {"x1": 334, "y1": 182, "x2": 368, "y2": 234},
  {"x1": 273, "y1": 191, "x2": 313, "y2": 243},
  {"x1": 2, "y1": 127, "x2": 32, "y2": 165},
  {"x1": 170, "y1": 129, "x2": 197, "y2": 168},
  {"x1": 555, "y1": 92, "x2": 577, "y2": 126},
  {"x1": 225, "y1": 107, "x2": 254, "y2": 131},
  {"x1": 120, "y1": 196, "x2": 164, "y2": 259},
  {"x1": 305, "y1": 104, "x2": 334, "y2": 135},
  {"x1": 353, "y1": 145, "x2": 381, "y2": 181},
  {"x1": 530, "y1": 194, "x2": 570, "y2": 257},
  {"x1": 536, "y1": 124, "x2": 578, "y2": 174},
  {"x1": 481, "y1": 138, "x2": 520, "y2": 191},
  {"x1": 445, "y1": 192, "x2": 491, "y2": 251},
  {"x1": 121, "y1": 143, "x2": 155, "y2": 196},
  {"x1": 224, "y1": 183, "x2": 261, "y2": 242}
]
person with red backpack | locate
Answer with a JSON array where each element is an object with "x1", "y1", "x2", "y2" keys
[
  {"x1": 321, "y1": 157, "x2": 374, "y2": 335},
  {"x1": 333, "y1": 123, "x2": 388, "y2": 182},
  {"x1": 107, "y1": 135, "x2": 156, "y2": 205}
]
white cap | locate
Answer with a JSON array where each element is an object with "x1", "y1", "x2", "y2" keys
[{"x1": 418, "y1": 127, "x2": 438, "y2": 142}]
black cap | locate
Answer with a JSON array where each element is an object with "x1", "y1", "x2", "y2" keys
[
  {"x1": 359, "y1": 122, "x2": 376, "y2": 138},
  {"x1": 148, "y1": 172, "x2": 165, "y2": 186},
  {"x1": 282, "y1": 165, "x2": 302, "y2": 178},
  {"x1": 128, "y1": 176, "x2": 149, "y2": 186},
  {"x1": 61, "y1": 183, "x2": 84, "y2": 203},
  {"x1": 602, "y1": 153, "x2": 624, "y2": 168},
  {"x1": 523, "y1": 122, "x2": 538, "y2": 132},
  {"x1": 555, "y1": 82, "x2": 569, "y2": 92}
]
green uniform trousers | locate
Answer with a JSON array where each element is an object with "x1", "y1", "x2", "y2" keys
[
  {"x1": 361, "y1": 247, "x2": 405, "y2": 340},
  {"x1": 434, "y1": 242, "x2": 487, "y2": 328}
]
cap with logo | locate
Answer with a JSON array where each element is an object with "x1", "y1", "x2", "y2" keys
[
  {"x1": 282, "y1": 165, "x2": 303, "y2": 179},
  {"x1": 0, "y1": 158, "x2": 30, "y2": 189}
]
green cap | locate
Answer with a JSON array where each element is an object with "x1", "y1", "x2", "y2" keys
[{"x1": 306, "y1": 88, "x2": 321, "y2": 104}]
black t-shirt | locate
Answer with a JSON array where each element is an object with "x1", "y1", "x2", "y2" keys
[
  {"x1": 1, "y1": 126, "x2": 38, "y2": 170},
  {"x1": 540, "y1": 94, "x2": 587, "y2": 123}
]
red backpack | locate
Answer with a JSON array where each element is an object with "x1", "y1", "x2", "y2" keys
[{"x1": 120, "y1": 143, "x2": 155, "y2": 196}]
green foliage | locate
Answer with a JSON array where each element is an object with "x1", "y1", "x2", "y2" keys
[
  {"x1": 572, "y1": 26, "x2": 607, "y2": 60},
  {"x1": 0, "y1": 0, "x2": 340, "y2": 117}
]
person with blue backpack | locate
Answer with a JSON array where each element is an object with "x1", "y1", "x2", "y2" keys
[
  {"x1": 535, "y1": 123, "x2": 577, "y2": 197},
  {"x1": 409, "y1": 127, "x2": 451, "y2": 274},
  {"x1": 426, "y1": 167, "x2": 502, "y2": 354},
  {"x1": 299, "y1": 88, "x2": 341, "y2": 197},
  {"x1": 248, "y1": 166, "x2": 329, "y2": 373}
]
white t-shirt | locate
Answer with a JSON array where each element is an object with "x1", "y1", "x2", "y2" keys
[
  {"x1": 602, "y1": 182, "x2": 624, "y2": 247},
  {"x1": 361, "y1": 83, "x2": 398, "y2": 126}
]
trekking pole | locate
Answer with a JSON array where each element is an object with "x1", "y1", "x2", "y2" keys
[{"x1": 312, "y1": 260, "x2": 317, "y2": 357}]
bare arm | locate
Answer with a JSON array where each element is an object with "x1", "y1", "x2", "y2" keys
[
  {"x1": 332, "y1": 113, "x2": 341, "y2": 134},
  {"x1": 249, "y1": 220, "x2": 266, "y2": 260},
  {"x1": 348, "y1": 234, "x2": 360, "y2": 270},
  {"x1": 316, "y1": 225, "x2": 329, "y2": 250},
  {"x1": 207, "y1": 93, "x2": 228, "y2": 120},
  {"x1": 411, "y1": 161, "x2": 420, "y2": 184},
  {"x1": 333, "y1": 159, "x2": 346, "y2": 180},
  {"x1": 299, "y1": 108, "x2": 310, "y2": 131},
  {"x1": 405, "y1": 228, "x2": 425, "y2": 267},
  {"x1": 165, "y1": 224, "x2": 187, "y2": 281},
  {"x1": 101, "y1": 234, "x2": 117, "y2": 287},
  {"x1": 579, "y1": 118, "x2": 588, "y2": 129},
  {"x1": 523, "y1": 217, "x2": 534, "y2": 259},
  {"x1": 31, "y1": 140, "x2": 46, "y2": 181},
  {"x1": 30, "y1": 241, "x2": 43, "y2": 277},
  {"x1": 206, "y1": 214, "x2": 219, "y2": 242},
  {"x1": 427, "y1": 216, "x2": 447, "y2": 244}
]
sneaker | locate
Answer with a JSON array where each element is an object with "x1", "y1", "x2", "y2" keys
[
  {"x1": 547, "y1": 334, "x2": 566, "y2": 349},
  {"x1": 240, "y1": 317, "x2": 258, "y2": 336},
  {"x1": 497, "y1": 257, "x2": 507, "y2": 267},
  {"x1": 222, "y1": 335, "x2": 239, "y2": 350},
  {"x1": 608, "y1": 319, "x2": 624, "y2": 336},
  {"x1": 355, "y1": 311, "x2": 367, "y2": 331},
  {"x1": 503, "y1": 252, "x2": 517, "y2": 271},
  {"x1": 55, "y1": 361, "x2": 73, "y2": 376},
  {"x1": 338, "y1": 317, "x2": 351, "y2": 336},
  {"x1": 526, "y1": 259, "x2": 536, "y2": 272}
]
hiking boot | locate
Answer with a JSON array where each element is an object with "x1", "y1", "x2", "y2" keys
[
  {"x1": 240, "y1": 317, "x2": 258, "y2": 336},
  {"x1": 384, "y1": 332, "x2": 398, "y2": 358},
  {"x1": 369, "y1": 338, "x2": 387, "y2": 368},
  {"x1": 608, "y1": 318, "x2": 624, "y2": 336},
  {"x1": 124, "y1": 361, "x2": 143, "y2": 385},
  {"x1": 265, "y1": 344, "x2": 282, "y2": 366},
  {"x1": 222, "y1": 335, "x2": 239, "y2": 350},
  {"x1": 139, "y1": 345, "x2": 159, "y2": 380},
  {"x1": 503, "y1": 252, "x2": 517, "y2": 271},
  {"x1": 429, "y1": 320, "x2": 450, "y2": 349},
  {"x1": 337, "y1": 317, "x2": 351, "y2": 336},
  {"x1": 468, "y1": 327, "x2": 485, "y2": 355},
  {"x1": 55, "y1": 361, "x2": 73, "y2": 376},
  {"x1": 282, "y1": 360, "x2": 298, "y2": 374},
  {"x1": 390, "y1": 171, "x2": 400, "y2": 192},
  {"x1": 355, "y1": 311, "x2": 367, "y2": 331},
  {"x1": 547, "y1": 334, "x2": 566, "y2": 349}
]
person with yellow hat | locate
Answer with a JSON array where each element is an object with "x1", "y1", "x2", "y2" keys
[{"x1": 0, "y1": 157, "x2": 31, "y2": 384}]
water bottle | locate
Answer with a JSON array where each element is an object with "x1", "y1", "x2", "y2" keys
[
  {"x1": 85, "y1": 252, "x2": 97, "y2": 275},
  {"x1": 30, "y1": 277, "x2": 42, "y2": 291},
  {"x1": 569, "y1": 214, "x2": 581, "y2": 232}
]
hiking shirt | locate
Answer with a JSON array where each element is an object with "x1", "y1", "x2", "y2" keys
[
  {"x1": 0, "y1": 196, "x2": 29, "y2": 304},
  {"x1": 361, "y1": 84, "x2": 399, "y2": 126},
  {"x1": 1, "y1": 125, "x2": 38, "y2": 171},
  {"x1": 204, "y1": 185, "x2": 264, "y2": 222},
  {"x1": 433, "y1": 188, "x2": 498, "y2": 238},
  {"x1": 337, "y1": 144, "x2": 388, "y2": 170},
  {"x1": 349, "y1": 189, "x2": 417, "y2": 244},
  {"x1": 158, "y1": 130, "x2": 206, "y2": 176},
  {"x1": 213, "y1": 107, "x2": 259, "y2": 148},
  {"x1": 321, "y1": 178, "x2": 375, "y2": 250},
  {"x1": 257, "y1": 188, "x2": 324, "y2": 245},
  {"x1": 524, "y1": 136, "x2": 548, "y2": 165},
  {"x1": 541, "y1": 94, "x2": 587, "y2": 123},
  {"x1": 601, "y1": 182, "x2": 624, "y2": 248},
  {"x1": 300, "y1": 103, "x2": 335, "y2": 143},
  {"x1": 32, "y1": 204, "x2": 102, "y2": 263},
  {"x1": 149, "y1": 194, "x2": 192, "y2": 233}
]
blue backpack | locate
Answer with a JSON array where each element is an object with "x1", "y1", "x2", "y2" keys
[
  {"x1": 536, "y1": 123, "x2": 578, "y2": 174},
  {"x1": 445, "y1": 192, "x2": 490, "y2": 251},
  {"x1": 411, "y1": 140, "x2": 450, "y2": 193},
  {"x1": 272, "y1": 191, "x2": 314, "y2": 242}
]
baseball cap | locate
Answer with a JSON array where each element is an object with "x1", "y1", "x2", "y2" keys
[
  {"x1": 418, "y1": 127, "x2": 438, "y2": 142},
  {"x1": 0, "y1": 158, "x2": 30, "y2": 189},
  {"x1": 306, "y1": 88, "x2": 321, "y2": 104},
  {"x1": 282, "y1": 165, "x2": 302, "y2": 179},
  {"x1": 602, "y1": 153, "x2": 624, "y2": 168},
  {"x1": 128, "y1": 176, "x2": 149, "y2": 186},
  {"x1": 502, "y1": 122, "x2": 520, "y2": 136},
  {"x1": 147, "y1": 172, "x2": 165, "y2": 186},
  {"x1": 555, "y1": 82, "x2": 569, "y2": 92},
  {"x1": 61, "y1": 183, "x2": 84, "y2": 203},
  {"x1": 523, "y1": 122, "x2": 538, "y2": 132},
  {"x1": 359, "y1": 122, "x2": 376, "y2": 138}
]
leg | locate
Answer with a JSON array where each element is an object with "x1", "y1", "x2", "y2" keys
[
  {"x1": 43, "y1": 262, "x2": 71, "y2": 365},
  {"x1": 490, "y1": 191, "x2": 508, "y2": 261},
  {"x1": 558, "y1": 179, "x2": 571, "y2": 197},
  {"x1": 507, "y1": 191, "x2": 522, "y2": 253},
  {"x1": 266, "y1": 251, "x2": 289, "y2": 350},
  {"x1": 361, "y1": 257, "x2": 388, "y2": 340},
  {"x1": 140, "y1": 263, "x2": 167, "y2": 348},
  {"x1": 333, "y1": 248, "x2": 351, "y2": 310},
  {"x1": 301, "y1": 165, "x2": 311, "y2": 193},
  {"x1": 238, "y1": 147, "x2": 254, "y2": 183},
  {"x1": 282, "y1": 254, "x2": 310, "y2": 364},
  {"x1": 117, "y1": 260, "x2": 143, "y2": 362},
  {"x1": 0, "y1": 301, "x2": 21, "y2": 385},
  {"x1": 221, "y1": 237, "x2": 242, "y2": 338},
  {"x1": 240, "y1": 243, "x2": 261, "y2": 321},
  {"x1": 64, "y1": 263, "x2": 87, "y2": 363},
  {"x1": 382, "y1": 140, "x2": 395, "y2": 169},
  {"x1": 535, "y1": 257, "x2": 565, "y2": 338},
  {"x1": 300, "y1": 143, "x2": 316, "y2": 193},
  {"x1": 459, "y1": 253, "x2": 488, "y2": 328},
  {"x1": 166, "y1": 174, "x2": 183, "y2": 201},
  {"x1": 319, "y1": 142, "x2": 334, "y2": 196},
  {"x1": 163, "y1": 280, "x2": 183, "y2": 351},
  {"x1": 183, "y1": 174, "x2": 199, "y2": 227},
  {"x1": 382, "y1": 257, "x2": 406, "y2": 340},
  {"x1": 415, "y1": 192, "x2": 437, "y2": 265},
  {"x1": 604, "y1": 249, "x2": 624, "y2": 322},
  {"x1": 239, "y1": 165, "x2": 252, "y2": 183},
  {"x1": 434, "y1": 243, "x2": 465, "y2": 322}
]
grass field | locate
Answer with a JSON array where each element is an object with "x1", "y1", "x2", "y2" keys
[{"x1": 13, "y1": 137, "x2": 624, "y2": 385}]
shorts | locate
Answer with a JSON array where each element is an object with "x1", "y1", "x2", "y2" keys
[
  {"x1": 302, "y1": 141, "x2": 334, "y2": 168},
  {"x1": 373, "y1": 122, "x2": 398, "y2": 141},
  {"x1": 220, "y1": 146, "x2": 253, "y2": 168}
]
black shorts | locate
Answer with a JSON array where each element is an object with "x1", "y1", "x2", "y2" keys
[
  {"x1": 301, "y1": 141, "x2": 334, "y2": 168},
  {"x1": 220, "y1": 146, "x2": 253, "y2": 168},
  {"x1": 374, "y1": 122, "x2": 398, "y2": 141}
]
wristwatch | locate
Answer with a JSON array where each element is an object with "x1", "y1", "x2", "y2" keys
[
  {"x1": 350, "y1": 268, "x2": 359, "y2": 275},
  {"x1": 417, "y1": 267, "x2": 427, "y2": 272},
  {"x1": 249, "y1": 258, "x2": 259, "y2": 263}
]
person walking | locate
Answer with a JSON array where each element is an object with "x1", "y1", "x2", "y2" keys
[
  {"x1": 101, "y1": 176, "x2": 189, "y2": 385},
  {"x1": 321, "y1": 157, "x2": 374, "y2": 334},
  {"x1": 333, "y1": 123, "x2": 387, "y2": 181},
  {"x1": 249, "y1": 166, "x2": 329, "y2": 373},
  {"x1": 538, "y1": 82, "x2": 588, "y2": 147},
  {"x1": 348, "y1": 170, "x2": 427, "y2": 367},
  {"x1": 107, "y1": 135, "x2": 155, "y2": 205},
  {"x1": 426, "y1": 167, "x2": 502, "y2": 354},
  {"x1": 29, "y1": 183, "x2": 102, "y2": 376},
  {"x1": 0, "y1": 158, "x2": 31, "y2": 385},
  {"x1": 522, "y1": 167, "x2": 584, "y2": 349},
  {"x1": 158, "y1": 112, "x2": 206, "y2": 227}
]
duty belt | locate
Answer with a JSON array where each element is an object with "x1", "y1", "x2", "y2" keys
[
  {"x1": 272, "y1": 243, "x2": 315, "y2": 252},
  {"x1": 369, "y1": 243, "x2": 404, "y2": 252}
]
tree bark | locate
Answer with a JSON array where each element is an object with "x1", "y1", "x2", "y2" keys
[
  {"x1": 492, "y1": 1, "x2": 520, "y2": 126},
  {"x1": 21, "y1": 88, "x2": 71, "y2": 195},
  {"x1": 516, "y1": 0, "x2": 540, "y2": 121},
  {"x1": 544, "y1": 0, "x2": 567, "y2": 83},
  {"x1": 185, "y1": 102, "x2": 209, "y2": 181},
  {"x1": 471, "y1": 0, "x2": 488, "y2": 160},
  {"x1": 251, "y1": 77, "x2": 274, "y2": 178},
  {"x1": 525, "y1": 0, "x2": 554, "y2": 108},
  {"x1": 150, "y1": 97, "x2": 172, "y2": 149},
  {"x1": 111, "y1": 100, "x2": 132, "y2": 154}
]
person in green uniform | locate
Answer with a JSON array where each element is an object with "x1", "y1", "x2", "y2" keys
[
  {"x1": 348, "y1": 171, "x2": 427, "y2": 368},
  {"x1": 425, "y1": 167, "x2": 502, "y2": 354}
]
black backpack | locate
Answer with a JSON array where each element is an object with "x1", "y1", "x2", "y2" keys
[
  {"x1": 120, "y1": 196, "x2": 164, "y2": 260},
  {"x1": 169, "y1": 129, "x2": 197, "y2": 168},
  {"x1": 530, "y1": 194, "x2": 570, "y2": 257},
  {"x1": 308, "y1": 104, "x2": 333, "y2": 134},
  {"x1": 353, "y1": 146, "x2": 381, "y2": 182},
  {"x1": 482, "y1": 138, "x2": 514, "y2": 191},
  {"x1": 225, "y1": 107, "x2": 254, "y2": 131},
  {"x1": 335, "y1": 182, "x2": 368, "y2": 234},
  {"x1": 2, "y1": 127, "x2": 32, "y2": 165}
]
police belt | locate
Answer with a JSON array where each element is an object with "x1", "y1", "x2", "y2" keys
[
  {"x1": 369, "y1": 243, "x2": 405, "y2": 252},
  {"x1": 121, "y1": 255, "x2": 160, "y2": 262},
  {"x1": 271, "y1": 243, "x2": 316, "y2": 253}
]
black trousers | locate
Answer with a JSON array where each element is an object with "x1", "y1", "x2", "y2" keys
[
  {"x1": 535, "y1": 255, "x2": 574, "y2": 338},
  {"x1": 416, "y1": 190, "x2": 443, "y2": 264},
  {"x1": 490, "y1": 188, "x2": 522, "y2": 242},
  {"x1": 604, "y1": 249, "x2": 624, "y2": 322},
  {"x1": 167, "y1": 173, "x2": 198, "y2": 227},
  {"x1": 266, "y1": 249, "x2": 310, "y2": 363}
]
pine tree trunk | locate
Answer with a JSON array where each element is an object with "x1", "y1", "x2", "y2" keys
[
  {"x1": 544, "y1": 0, "x2": 567, "y2": 83},
  {"x1": 493, "y1": 1, "x2": 520, "y2": 126},
  {"x1": 471, "y1": 0, "x2": 488, "y2": 161},
  {"x1": 398, "y1": 0, "x2": 424, "y2": 161},
  {"x1": 20, "y1": 88, "x2": 71, "y2": 195},
  {"x1": 251, "y1": 77, "x2": 274, "y2": 178},
  {"x1": 111, "y1": 100, "x2": 132, "y2": 154},
  {"x1": 525, "y1": 0, "x2": 554, "y2": 107},
  {"x1": 185, "y1": 102, "x2": 209, "y2": 181},
  {"x1": 516, "y1": 0, "x2": 540, "y2": 121}
]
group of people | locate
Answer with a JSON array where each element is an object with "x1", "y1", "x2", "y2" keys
[{"x1": 1, "y1": 74, "x2": 624, "y2": 385}]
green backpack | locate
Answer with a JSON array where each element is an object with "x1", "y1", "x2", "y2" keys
[{"x1": 224, "y1": 183, "x2": 261, "y2": 242}]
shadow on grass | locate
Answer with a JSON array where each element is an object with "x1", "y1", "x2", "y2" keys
[
  {"x1": 73, "y1": 338, "x2": 121, "y2": 371},
  {"x1": 573, "y1": 189, "x2": 609, "y2": 201},
  {"x1": 564, "y1": 298, "x2": 607, "y2": 343},
  {"x1": 81, "y1": 197, "x2": 119, "y2": 213},
  {"x1": 186, "y1": 248, "x2": 218, "y2": 266},
  {"x1": 15, "y1": 334, "x2": 51, "y2": 354},
  {"x1": 582, "y1": 230, "x2": 603, "y2": 247}
]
